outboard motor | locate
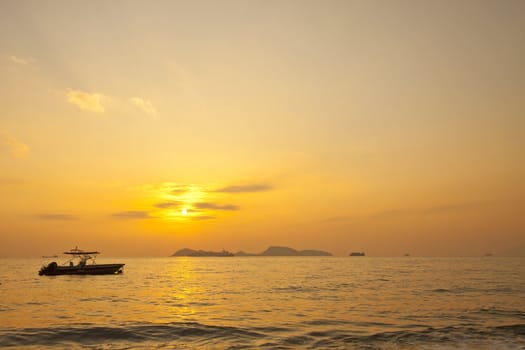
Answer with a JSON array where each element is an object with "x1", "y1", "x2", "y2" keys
[{"x1": 39, "y1": 261, "x2": 58, "y2": 276}]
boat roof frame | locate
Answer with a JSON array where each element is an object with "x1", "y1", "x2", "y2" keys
[{"x1": 63, "y1": 248, "x2": 100, "y2": 255}]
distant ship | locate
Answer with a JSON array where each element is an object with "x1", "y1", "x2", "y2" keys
[
  {"x1": 349, "y1": 252, "x2": 365, "y2": 256},
  {"x1": 39, "y1": 248, "x2": 124, "y2": 276}
]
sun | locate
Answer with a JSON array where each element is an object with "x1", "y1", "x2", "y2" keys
[{"x1": 181, "y1": 208, "x2": 187, "y2": 216}]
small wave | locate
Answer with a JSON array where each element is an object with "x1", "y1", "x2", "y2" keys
[
  {"x1": 430, "y1": 287, "x2": 519, "y2": 295},
  {"x1": 430, "y1": 287, "x2": 479, "y2": 294},
  {"x1": 339, "y1": 324, "x2": 525, "y2": 348},
  {"x1": 304, "y1": 319, "x2": 347, "y2": 326},
  {"x1": 272, "y1": 285, "x2": 316, "y2": 293},
  {"x1": 474, "y1": 308, "x2": 525, "y2": 319},
  {"x1": 0, "y1": 322, "x2": 262, "y2": 347},
  {"x1": 1, "y1": 323, "x2": 524, "y2": 349},
  {"x1": 496, "y1": 324, "x2": 525, "y2": 336}
]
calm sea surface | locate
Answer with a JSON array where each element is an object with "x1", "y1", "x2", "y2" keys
[{"x1": 0, "y1": 257, "x2": 524, "y2": 349}]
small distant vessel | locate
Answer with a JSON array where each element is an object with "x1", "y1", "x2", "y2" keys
[
  {"x1": 349, "y1": 252, "x2": 365, "y2": 256},
  {"x1": 39, "y1": 247, "x2": 124, "y2": 276}
]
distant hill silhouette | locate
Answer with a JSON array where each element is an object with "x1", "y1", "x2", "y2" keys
[
  {"x1": 172, "y1": 246, "x2": 332, "y2": 257},
  {"x1": 260, "y1": 246, "x2": 332, "y2": 256},
  {"x1": 171, "y1": 248, "x2": 234, "y2": 257}
]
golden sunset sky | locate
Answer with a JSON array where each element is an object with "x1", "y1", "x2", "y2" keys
[{"x1": 1, "y1": 0, "x2": 524, "y2": 257}]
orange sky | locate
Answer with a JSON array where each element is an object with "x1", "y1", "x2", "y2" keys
[{"x1": 1, "y1": 0, "x2": 524, "y2": 257}]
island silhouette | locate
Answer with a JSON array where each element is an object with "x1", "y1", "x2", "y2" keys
[
  {"x1": 171, "y1": 246, "x2": 332, "y2": 257},
  {"x1": 171, "y1": 248, "x2": 234, "y2": 257}
]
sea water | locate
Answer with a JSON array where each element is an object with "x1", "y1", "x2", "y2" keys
[{"x1": 0, "y1": 257, "x2": 524, "y2": 349}]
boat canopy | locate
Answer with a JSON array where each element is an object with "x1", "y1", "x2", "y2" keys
[{"x1": 63, "y1": 249, "x2": 100, "y2": 255}]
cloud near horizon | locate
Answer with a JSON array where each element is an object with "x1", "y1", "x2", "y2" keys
[
  {"x1": 214, "y1": 184, "x2": 272, "y2": 193},
  {"x1": 194, "y1": 202, "x2": 240, "y2": 211},
  {"x1": 322, "y1": 201, "x2": 510, "y2": 223},
  {"x1": 66, "y1": 89, "x2": 105, "y2": 113},
  {"x1": 191, "y1": 215, "x2": 216, "y2": 221},
  {"x1": 37, "y1": 214, "x2": 79, "y2": 221},
  {"x1": 112, "y1": 211, "x2": 152, "y2": 219},
  {"x1": 171, "y1": 186, "x2": 190, "y2": 195},
  {"x1": 130, "y1": 97, "x2": 157, "y2": 116},
  {"x1": 0, "y1": 131, "x2": 29, "y2": 158},
  {"x1": 155, "y1": 201, "x2": 181, "y2": 209}
]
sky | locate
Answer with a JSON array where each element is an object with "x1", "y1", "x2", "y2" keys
[{"x1": 1, "y1": 0, "x2": 524, "y2": 257}]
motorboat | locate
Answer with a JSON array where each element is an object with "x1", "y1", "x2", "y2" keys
[{"x1": 38, "y1": 247, "x2": 124, "y2": 276}]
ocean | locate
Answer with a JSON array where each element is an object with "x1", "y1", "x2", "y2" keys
[{"x1": 1, "y1": 257, "x2": 524, "y2": 349}]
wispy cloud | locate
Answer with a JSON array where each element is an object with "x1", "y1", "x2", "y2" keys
[
  {"x1": 66, "y1": 89, "x2": 105, "y2": 113},
  {"x1": 322, "y1": 215, "x2": 354, "y2": 223},
  {"x1": 130, "y1": 97, "x2": 157, "y2": 116},
  {"x1": 10, "y1": 55, "x2": 34, "y2": 65},
  {"x1": 191, "y1": 215, "x2": 216, "y2": 221},
  {"x1": 369, "y1": 202, "x2": 489, "y2": 220},
  {"x1": 37, "y1": 214, "x2": 79, "y2": 221},
  {"x1": 214, "y1": 184, "x2": 272, "y2": 193},
  {"x1": 112, "y1": 211, "x2": 152, "y2": 219},
  {"x1": 421, "y1": 203, "x2": 482, "y2": 214},
  {"x1": 323, "y1": 201, "x2": 508, "y2": 224},
  {"x1": 171, "y1": 185, "x2": 190, "y2": 195},
  {"x1": 369, "y1": 209, "x2": 413, "y2": 220},
  {"x1": 155, "y1": 201, "x2": 180, "y2": 209},
  {"x1": 0, "y1": 131, "x2": 29, "y2": 158},
  {"x1": 194, "y1": 202, "x2": 240, "y2": 211}
]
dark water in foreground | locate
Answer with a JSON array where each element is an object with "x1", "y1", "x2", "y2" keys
[{"x1": 1, "y1": 257, "x2": 524, "y2": 349}]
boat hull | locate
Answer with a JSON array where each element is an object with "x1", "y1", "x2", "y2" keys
[{"x1": 39, "y1": 263, "x2": 124, "y2": 276}]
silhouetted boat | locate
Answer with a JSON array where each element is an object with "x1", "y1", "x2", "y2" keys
[
  {"x1": 39, "y1": 248, "x2": 124, "y2": 276},
  {"x1": 349, "y1": 252, "x2": 365, "y2": 256}
]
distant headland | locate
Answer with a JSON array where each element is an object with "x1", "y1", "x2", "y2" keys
[
  {"x1": 171, "y1": 246, "x2": 332, "y2": 257},
  {"x1": 171, "y1": 248, "x2": 234, "y2": 257}
]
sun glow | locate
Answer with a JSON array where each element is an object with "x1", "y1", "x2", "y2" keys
[{"x1": 181, "y1": 208, "x2": 187, "y2": 216}]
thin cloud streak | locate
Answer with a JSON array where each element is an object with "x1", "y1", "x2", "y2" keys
[
  {"x1": 214, "y1": 184, "x2": 272, "y2": 193},
  {"x1": 194, "y1": 202, "x2": 240, "y2": 211},
  {"x1": 112, "y1": 211, "x2": 152, "y2": 219},
  {"x1": 37, "y1": 214, "x2": 79, "y2": 221},
  {"x1": 322, "y1": 200, "x2": 515, "y2": 223},
  {"x1": 322, "y1": 215, "x2": 354, "y2": 223},
  {"x1": 191, "y1": 215, "x2": 216, "y2": 221},
  {"x1": 155, "y1": 201, "x2": 180, "y2": 209}
]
